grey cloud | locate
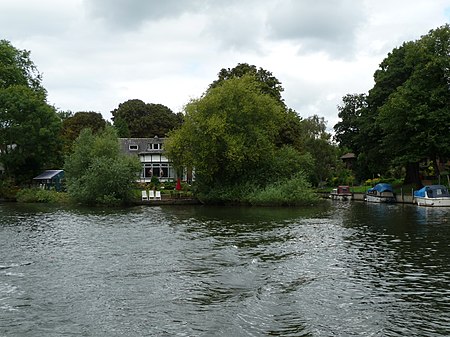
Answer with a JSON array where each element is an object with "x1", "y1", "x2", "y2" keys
[
  {"x1": 202, "y1": 3, "x2": 266, "y2": 52},
  {"x1": 84, "y1": 0, "x2": 207, "y2": 29},
  {"x1": 267, "y1": 0, "x2": 366, "y2": 57}
]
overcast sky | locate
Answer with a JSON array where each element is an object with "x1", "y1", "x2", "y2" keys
[{"x1": 1, "y1": 0, "x2": 449, "y2": 128}]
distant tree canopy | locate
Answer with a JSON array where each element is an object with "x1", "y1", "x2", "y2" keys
[
  {"x1": 111, "y1": 99, "x2": 183, "y2": 138},
  {"x1": 209, "y1": 63, "x2": 285, "y2": 104},
  {"x1": 334, "y1": 24, "x2": 450, "y2": 185},
  {"x1": 60, "y1": 111, "x2": 106, "y2": 153},
  {"x1": 0, "y1": 40, "x2": 61, "y2": 184}
]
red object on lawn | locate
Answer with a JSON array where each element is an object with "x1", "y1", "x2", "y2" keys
[{"x1": 176, "y1": 178, "x2": 182, "y2": 190}]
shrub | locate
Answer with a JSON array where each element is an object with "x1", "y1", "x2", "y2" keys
[
  {"x1": 0, "y1": 178, "x2": 19, "y2": 200},
  {"x1": 246, "y1": 173, "x2": 318, "y2": 206},
  {"x1": 16, "y1": 188, "x2": 70, "y2": 203},
  {"x1": 64, "y1": 127, "x2": 142, "y2": 206}
]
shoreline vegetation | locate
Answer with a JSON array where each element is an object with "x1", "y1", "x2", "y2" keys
[
  {"x1": 10, "y1": 175, "x2": 321, "y2": 207},
  {"x1": 8, "y1": 179, "x2": 446, "y2": 207}
]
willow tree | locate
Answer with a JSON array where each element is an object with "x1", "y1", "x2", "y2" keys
[{"x1": 165, "y1": 75, "x2": 311, "y2": 202}]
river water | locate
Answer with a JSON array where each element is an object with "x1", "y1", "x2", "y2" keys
[{"x1": 0, "y1": 201, "x2": 449, "y2": 336}]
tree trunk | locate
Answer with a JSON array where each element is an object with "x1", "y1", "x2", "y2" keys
[
  {"x1": 432, "y1": 156, "x2": 440, "y2": 177},
  {"x1": 404, "y1": 162, "x2": 421, "y2": 187}
]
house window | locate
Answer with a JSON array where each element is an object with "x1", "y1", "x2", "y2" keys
[
  {"x1": 143, "y1": 163, "x2": 171, "y2": 179},
  {"x1": 147, "y1": 143, "x2": 162, "y2": 150},
  {"x1": 129, "y1": 145, "x2": 138, "y2": 151}
]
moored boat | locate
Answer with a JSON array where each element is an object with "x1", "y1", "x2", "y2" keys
[
  {"x1": 329, "y1": 185, "x2": 352, "y2": 201},
  {"x1": 414, "y1": 185, "x2": 450, "y2": 207},
  {"x1": 365, "y1": 183, "x2": 396, "y2": 203}
]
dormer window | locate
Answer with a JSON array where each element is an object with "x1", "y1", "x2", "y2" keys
[
  {"x1": 129, "y1": 144, "x2": 138, "y2": 151},
  {"x1": 147, "y1": 143, "x2": 162, "y2": 150}
]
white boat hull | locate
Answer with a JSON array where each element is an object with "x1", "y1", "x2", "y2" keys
[
  {"x1": 365, "y1": 191, "x2": 396, "y2": 203},
  {"x1": 330, "y1": 194, "x2": 352, "y2": 201},
  {"x1": 365, "y1": 195, "x2": 395, "y2": 203},
  {"x1": 415, "y1": 196, "x2": 450, "y2": 207}
]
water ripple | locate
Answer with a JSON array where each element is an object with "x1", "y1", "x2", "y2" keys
[{"x1": 0, "y1": 202, "x2": 449, "y2": 336}]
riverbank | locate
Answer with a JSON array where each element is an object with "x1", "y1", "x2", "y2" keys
[
  {"x1": 316, "y1": 191, "x2": 415, "y2": 204},
  {"x1": 136, "y1": 197, "x2": 201, "y2": 206}
]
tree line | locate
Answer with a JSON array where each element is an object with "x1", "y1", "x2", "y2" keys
[
  {"x1": 334, "y1": 24, "x2": 449, "y2": 186},
  {"x1": 1, "y1": 24, "x2": 448, "y2": 204}
]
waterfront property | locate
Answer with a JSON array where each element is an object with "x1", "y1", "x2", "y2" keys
[{"x1": 120, "y1": 137, "x2": 181, "y2": 183}]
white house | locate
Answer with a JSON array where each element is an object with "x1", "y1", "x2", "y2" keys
[{"x1": 119, "y1": 137, "x2": 176, "y2": 182}]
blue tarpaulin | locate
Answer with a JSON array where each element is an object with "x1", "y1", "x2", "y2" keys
[
  {"x1": 367, "y1": 183, "x2": 394, "y2": 193},
  {"x1": 414, "y1": 185, "x2": 450, "y2": 198}
]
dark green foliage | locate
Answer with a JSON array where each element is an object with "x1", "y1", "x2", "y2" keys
[
  {"x1": 333, "y1": 24, "x2": 450, "y2": 184},
  {"x1": 0, "y1": 85, "x2": 62, "y2": 184},
  {"x1": 209, "y1": 63, "x2": 285, "y2": 104},
  {"x1": 60, "y1": 111, "x2": 106, "y2": 153},
  {"x1": 111, "y1": 99, "x2": 183, "y2": 138},
  {"x1": 0, "y1": 40, "x2": 62, "y2": 185}
]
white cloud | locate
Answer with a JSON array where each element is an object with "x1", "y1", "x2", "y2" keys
[{"x1": 0, "y1": 0, "x2": 448, "y2": 128}]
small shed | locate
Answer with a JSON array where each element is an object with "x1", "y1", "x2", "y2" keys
[
  {"x1": 33, "y1": 170, "x2": 64, "y2": 191},
  {"x1": 340, "y1": 152, "x2": 356, "y2": 169}
]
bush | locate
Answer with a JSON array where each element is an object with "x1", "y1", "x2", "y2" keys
[
  {"x1": 16, "y1": 188, "x2": 70, "y2": 203},
  {"x1": 246, "y1": 173, "x2": 318, "y2": 206},
  {"x1": 0, "y1": 178, "x2": 19, "y2": 200},
  {"x1": 198, "y1": 173, "x2": 319, "y2": 206},
  {"x1": 64, "y1": 127, "x2": 142, "y2": 206}
]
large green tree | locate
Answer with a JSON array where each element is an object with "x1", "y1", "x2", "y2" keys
[
  {"x1": 165, "y1": 75, "x2": 314, "y2": 203},
  {"x1": 0, "y1": 40, "x2": 61, "y2": 184},
  {"x1": 377, "y1": 25, "x2": 450, "y2": 183},
  {"x1": 64, "y1": 126, "x2": 141, "y2": 205},
  {"x1": 111, "y1": 99, "x2": 183, "y2": 138},
  {"x1": 333, "y1": 24, "x2": 450, "y2": 185}
]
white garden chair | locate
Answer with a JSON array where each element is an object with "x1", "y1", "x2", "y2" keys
[{"x1": 141, "y1": 190, "x2": 148, "y2": 201}]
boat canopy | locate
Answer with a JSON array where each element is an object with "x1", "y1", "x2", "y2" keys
[
  {"x1": 414, "y1": 185, "x2": 450, "y2": 198},
  {"x1": 367, "y1": 183, "x2": 393, "y2": 193}
]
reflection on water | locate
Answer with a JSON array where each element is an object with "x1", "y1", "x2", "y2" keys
[{"x1": 0, "y1": 201, "x2": 449, "y2": 336}]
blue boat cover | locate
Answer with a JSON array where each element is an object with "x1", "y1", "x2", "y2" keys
[
  {"x1": 414, "y1": 185, "x2": 450, "y2": 198},
  {"x1": 367, "y1": 183, "x2": 393, "y2": 193}
]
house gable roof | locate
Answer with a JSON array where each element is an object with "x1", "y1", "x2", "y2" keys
[{"x1": 119, "y1": 137, "x2": 165, "y2": 155}]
